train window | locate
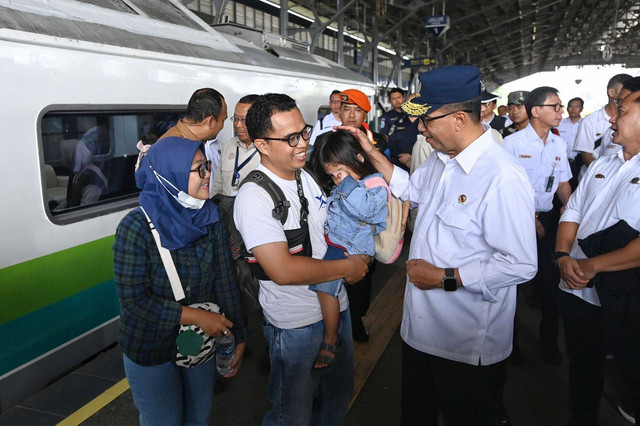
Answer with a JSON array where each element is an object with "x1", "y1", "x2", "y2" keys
[{"x1": 41, "y1": 109, "x2": 182, "y2": 223}]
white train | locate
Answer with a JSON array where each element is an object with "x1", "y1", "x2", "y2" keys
[{"x1": 0, "y1": 0, "x2": 375, "y2": 411}]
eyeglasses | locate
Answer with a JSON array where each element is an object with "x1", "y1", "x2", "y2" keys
[
  {"x1": 329, "y1": 100, "x2": 341, "y2": 105},
  {"x1": 535, "y1": 104, "x2": 564, "y2": 112},
  {"x1": 190, "y1": 160, "x2": 212, "y2": 178},
  {"x1": 229, "y1": 116, "x2": 246, "y2": 124},
  {"x1": 261, "y1": 124, "x2": 313, "y2": 147},
  {"x1": 419, "y1": 110, "x2": 472, "y2": 126}
]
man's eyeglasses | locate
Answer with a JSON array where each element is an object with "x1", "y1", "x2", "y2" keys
[
  {"x1": 230, "y1": 116, "x2": 246, "y2": 124},
  {"x1": 535, "y1": 104, "x2": 564, "y2": 112},
  {"x1": 261, "y1": 124, "x2": 313, "y2": 147},
  {"x1": 190, "y1": 160, "x2": 212, "y2": 179},
  {"x1": 329, "y1": 100, "x2": 341, "y2": 105},
  {"x1": 419, "y1": 110, "x2": 472, "y2": 126}
]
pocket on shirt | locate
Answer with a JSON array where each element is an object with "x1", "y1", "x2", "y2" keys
[
  {"x1": 435, "y1": 203, "x2": 471, "y2": 247},
  {"x1": 614, "y1": 184, "x2": 640, "y2": 230}
]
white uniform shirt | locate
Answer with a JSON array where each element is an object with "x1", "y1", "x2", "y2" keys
[
  {"x1": 234, "y1": 165, "x2": 348, "y2": 329},
  {"x1": 211, "y1": 136, "x2": 261, "y2": 196},
  {"x1": 504, "y1": 123, "x2": 572, "y2": 212},
  {"x1": 559, "y1": 151, "x2": 640, "y2": 306},
  {"x1": 389, "y1": 126, "x2": 537, "y2": 366},
  {"x1": 592, "y1": 130, "x2": 621, "y2": 160},
  {"x1": 204, "y1": 138, "x2": 222, "y2": 196},
  {"x1": 309, "y1": 113, "x2": 341, "y2": 146},
  {"x1": 573, "y1": 107, "x2": 611, "y2": 154},
  {"x1": 557, "y1": 117, "x2": 582, "y2": 160}
]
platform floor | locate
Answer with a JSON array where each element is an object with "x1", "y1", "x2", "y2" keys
[{"x1": 0, "y1": 244, "x2": 632, "y2": 426}]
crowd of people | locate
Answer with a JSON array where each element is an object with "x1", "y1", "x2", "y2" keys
[{"x1": 112, "y1": 65, "x2": 640, "y2": 426}]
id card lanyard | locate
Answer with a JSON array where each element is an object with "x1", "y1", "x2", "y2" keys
[
  {"x1": 232, "y1": 146, "x2": 259, "y2": 188},
  {"x1": 545, "y1": 162, "x2": 558, "y2": 193}
]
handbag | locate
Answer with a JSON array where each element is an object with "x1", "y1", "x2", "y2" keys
[
  {"x1": 140, "y1": 206, "x2": 219, "y2": 368},
  {"x1": 363, "y1": 176, "x2": 409, "y2": 264}
]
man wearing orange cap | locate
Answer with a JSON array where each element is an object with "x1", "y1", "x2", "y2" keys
[{"x1": 339, "y1": 89, "x2": 390, "y2": 159}]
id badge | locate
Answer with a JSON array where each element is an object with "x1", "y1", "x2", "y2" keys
[{"x1": 545, "y1": 175, "x2": 555, "y2": 192}]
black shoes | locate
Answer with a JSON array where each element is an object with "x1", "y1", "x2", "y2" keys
[{"x1": 352, "y1": 321, "x2": 369, "y2": 342}]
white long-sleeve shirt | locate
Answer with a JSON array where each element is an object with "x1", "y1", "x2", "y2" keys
[
  {"x1": 390, "y1": 126, "x2": 537, "y2": 366},
  {"x1": 559, "y1": 150, "x2": 640, "y2": 306}
]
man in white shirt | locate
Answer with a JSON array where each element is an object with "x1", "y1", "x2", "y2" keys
[
  {"x1": 355, "y1": 65, "x2": 537, "y2": 425},
  {"x1": 481, "y1": 90, "x2": 507, "y2": 131},
  {"x1": 309, "y1": 90, "x2": 342, "y2": 146},
  {"x1": 157, "y1": 88, "x2": 228, "y2": 196},
  {"x1": 212, "y1": 94, "x2": 260, "y2": 196},
  {"x1": 556, "y1": 90, "x2": 640, "y2": 426},
  {"x1": 504, "y1": 86, "x2": 572, "y2": 365},
  {"x1": 557, "y1": 97, "x2": 584, "y2": 190},
  {"x1": 234, "y1": 93, "x2": 369, "y2": 425},
  {"x1": 574, "y1": 73, "x2": 631, "y2": 167}
]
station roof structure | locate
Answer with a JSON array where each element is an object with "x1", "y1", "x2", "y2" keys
[{"x1": 275, "y1": 0, "x2": 640, "y2": 88}]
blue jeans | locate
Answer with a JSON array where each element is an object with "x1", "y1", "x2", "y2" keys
[
  {"x1": 123, "y1": 353, "x2": 216, "y2": 426},
  {"x1": 262, "y1": 309, "x2": 354, "y2": 426},
  {"x1": 309, "y1": 245, "x2": 346, "y2": 297}
]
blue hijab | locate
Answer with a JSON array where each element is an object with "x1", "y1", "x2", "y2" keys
[{"x1": 137, "y1": 137, "x2": 219, "y2": 250}]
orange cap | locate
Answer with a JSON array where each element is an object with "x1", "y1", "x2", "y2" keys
[{"x1": 339, "y1": 89, "x2": 371, "y2": 112}]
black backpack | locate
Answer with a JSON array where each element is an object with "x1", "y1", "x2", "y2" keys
[{"x1": 213, "y1": 170, "x2": 312, "y2": 316}]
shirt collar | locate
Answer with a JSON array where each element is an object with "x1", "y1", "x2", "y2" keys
[
  {"x1": 436, "y1": 123, "x2": 494, "y2": 174},
  {"x1": 176, "y1": 120, "x2": 200, "y2": 141},
  {"x1": 524, "y1": 123, "x2": 558, "y2": 145}
]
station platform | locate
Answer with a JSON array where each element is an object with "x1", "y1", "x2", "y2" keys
[{"x1": 0, "y1": 242, "x2": 632, "y2": 426}]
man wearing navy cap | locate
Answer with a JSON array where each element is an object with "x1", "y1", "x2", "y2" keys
[
  {"x1": 345, "y1": 65, "x2": 537, "y2": 425},
  {"x1": 481, "y1": 89, "x2": 507, "y2": 131}
]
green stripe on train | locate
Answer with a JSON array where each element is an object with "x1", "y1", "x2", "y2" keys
[
  {"x1": 0, "y1": 236, "x2": 115, "y2": 325},
  {"x1": 0, "y1": 280, "x2": 120, "y2": 376}
]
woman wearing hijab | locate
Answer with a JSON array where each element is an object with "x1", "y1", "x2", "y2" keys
[{"x1": 113, "y1": 137, "x2": 246, "y2": 425}]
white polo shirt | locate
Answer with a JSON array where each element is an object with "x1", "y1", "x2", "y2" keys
[
  {"x1": 309, "y1": 113, "x2": 341, "y2": 146},
  {"x1": 557, "y1": 117, "x2": 582, "y2": 160},
  {"x1": 559, "y1": 150, "x2": 640, "y2": 306},
  {"x1": 573, "y1": 107, "x2": 611, "y2": 154},
  {"x1": 504, "y1": 124, "x2": 572, "y2": 212},
  {"x1": 390, "y1": 126, "x2": 537, "y2": 366},
  {"x1": 592, "y1": 130, "x2": 621, "y2": 161}
]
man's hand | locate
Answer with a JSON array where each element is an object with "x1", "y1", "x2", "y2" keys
[
  {"x1": 343, "y1": 254, "x2": 370, "y2": 284},
  {"x1": 575, "y1": 258, "x2": 597, "y2": 281},
  {"x1": 398, "y1": 153, "x2": 412, "y2": 168},
  {"x1": 558, "y1": 256, "x2": 590, "y2": 289},
  {"x1": 223, "y1": 342, "x2": 246, "y2": 378},
  {"x1": 535, "y1": 218, "x2": 545, "y2": 239},
  {"x1": 406, "y1": 259, "x2": 444, "y2": 290}
]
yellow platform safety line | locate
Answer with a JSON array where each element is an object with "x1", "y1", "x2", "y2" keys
[{"x1": 57, "y1": 378, "x2": 130, "y2": 426}]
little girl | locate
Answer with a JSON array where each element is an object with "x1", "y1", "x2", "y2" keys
[{"x1": 308, "y1": 130, "x2": 389, "y2": 371}]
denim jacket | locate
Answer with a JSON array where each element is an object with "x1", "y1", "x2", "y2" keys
[{"x1": 325, "y1": 173, "x2": 388, "y2": 256}]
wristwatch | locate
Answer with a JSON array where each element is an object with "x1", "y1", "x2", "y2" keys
[
  {"x1": 553, "y1": 251, "x2": 571, "y2": 261},
  {"x1": 441, "y1": 268, "x2": 457, "y2": 292},
  {"x1": 553, "y1": 251, "x2": 571, "y2": 266}
]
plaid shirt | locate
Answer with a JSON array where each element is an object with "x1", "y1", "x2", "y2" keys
[{"x1": 113, "y1": 208, "x2": 246, "y2": 365}]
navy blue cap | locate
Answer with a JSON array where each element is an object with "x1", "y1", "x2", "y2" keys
[
  {"x1": 401, "y1": 65, "x2": 482, "y2": 117},
  {"x1": 481, "y1": 90, "x2": 500, "y2": 103}
]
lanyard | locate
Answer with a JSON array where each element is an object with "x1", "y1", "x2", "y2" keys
[{"x1": 232, "y1": 146, "x2": 259, "y2": 187}]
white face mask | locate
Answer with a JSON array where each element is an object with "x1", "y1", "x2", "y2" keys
[{"x1": 151, "y1": 166, "x2": 206, "y2": 210}]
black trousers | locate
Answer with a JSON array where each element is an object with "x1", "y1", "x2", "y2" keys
[
  {"x1": 400, "y1": 342, "x2": 507, "y2": 426},
  {"x1": 345, "y1": 262, "x2": 375, "y2": 329},
  {"x1": 560, "y1": 291, "x2": 606, "y2": 426},
  {"x1": 535, "y1": 209, "x2": 562, "y2": 350}
]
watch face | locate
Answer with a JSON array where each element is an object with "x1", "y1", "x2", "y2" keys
[{"x1": 443, "y1": 278, "x2": 457, "y2": 291}]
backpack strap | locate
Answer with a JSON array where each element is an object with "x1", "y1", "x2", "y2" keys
[
  {"x1": 363, "y1": 175, "x2": 392, "y2": 202},
  {"x1": 240, "y1": 170, "x2": 290, "y2": 224}
]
